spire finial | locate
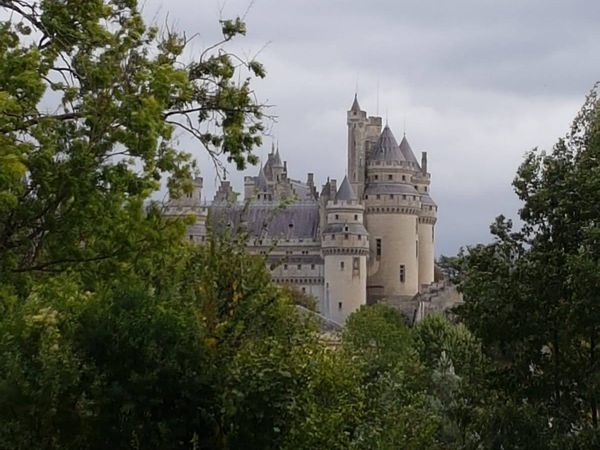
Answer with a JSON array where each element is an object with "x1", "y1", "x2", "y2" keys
[
  {"x1": 403, "y1": 118, "x2": 406, "y2": 137},
  {"x1": 271, "y1": 140, "x2": 275, "y2": 154},
  {"x1": 385, "y1": 108, "x2": 389, "y2": 126},
  {"x1": 376, "y1": 79, "x2": 380, "y2": 116}
]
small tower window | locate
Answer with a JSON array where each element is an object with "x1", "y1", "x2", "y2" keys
[
  {"x1": 338, "y1": 302, "x2": 343, "y2": 310},
  {"x1": 390, "y1": 194, "x2": 394, "y2": 199},
  {"x1": 340, "y1": 261, "x2": 345, "y2": 270},
  {"x1": 376, "y1": 239, "x2": 382, "y2": 259},
  {"x1": 297, "y1": 264, "x2": 302, "y2": 270},
  {"x1": 354, "y1": 214, "x2": 358, "y2": 220},
  {"x1": 375, "y1": 175, "x2": 379, "y2": 180},
  {"x1": 400, "y1": 265, "x2": 406, "y2": 283},
  {"x1": 388, "y1": 174, "x2": 393, "y2": 180},
  {"x1": 402, "y1": 175, "x2": 406, "y2": 181},
  {"x1": 344, "y1": 225, "x2": 349, "y2": 232},
  {"x1": 344, "y1": 234, "x2": 349, "y2": 239},
  {"x1": 353, "y1": 257, "x2": 360, "y2": 273},
  {"x1": 302, "y1": 287, "x2": 306, "y2": 293},
  {"x1": 365, "y1": 195, "x2": 369, "y2": 199},
  {"x1": 424, "y1": 186, "x2": 428, "y2": 192},
  {"x1": 376, "y1": 194, "x2": 380, "y2": 200},
  {"x1": 335, "y1": 214, "x2": 339, "y2": 220},
  {"x1": 403, "y1": 195, "x2": 406, "y2": 200},
  {"x1": 311, "y1": 264, "x2": 316, "y2": 270},
  {"x1": 284, "y1": 264, "x2": 288, "y2": 270},
  {"x1": 331, "y1": 234, "x2": 335, "y2": 239}
]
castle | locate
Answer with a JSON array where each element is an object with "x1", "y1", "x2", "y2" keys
[{"x1": 165, "y1": 95, "x2": 437, "y2": 324}]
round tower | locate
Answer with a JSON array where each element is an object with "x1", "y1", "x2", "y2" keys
[
  {"x1": 322, "y1": 176, "x2": 369, "y2": 323},
  {"x1": 416, "y1": 151, "x2": 437, "y2": 288},
  {"x1": 364, "y1": 126, "x2": 421, "y2": 300}
]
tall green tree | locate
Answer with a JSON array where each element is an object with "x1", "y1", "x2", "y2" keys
[
  {"x1": 0, "y1": 0, "x2": 266, "y2": 289},
  {"x1": 456, "y1": 83, "x2": 600, "y2": 446}
]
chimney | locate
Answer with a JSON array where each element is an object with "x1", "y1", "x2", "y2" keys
[
  {"x1": 330, "y1": 179, "x2": 337, "y2": 198},
  {"x1": 421, "y1": 151, "x2": 428, "y2": 174},
  {"x1": 307, "y1": 173, "x2": 314, "y2": 186}
]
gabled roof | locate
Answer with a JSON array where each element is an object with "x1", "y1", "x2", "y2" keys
[
  {"x1": 336, "y1": 175, "x2": 357, "y2": 201},
  {"x1": 399, "y1": 135, "x2": 420, "y2": 166},
  {"x1": 371, "y1": 125, "x2": 404, "y2": 162}
]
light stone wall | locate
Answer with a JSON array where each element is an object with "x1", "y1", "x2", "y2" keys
[
  {"x1": 325, "y1": 254, "x2": 367, "y2": 323},
  {"x1": 418, "y1": 221, "x2": 435, "y2": 288},
  {"x1": 366, "y1": 213, "x2": 419, "y2": 297}
]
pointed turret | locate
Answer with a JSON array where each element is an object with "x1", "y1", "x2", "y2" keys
[
  {"x1": 256, "y1": 165, "x2": 268, "y2": 191},
  {"x1": 371, "y1": 125, "x2": 404, "y2": 162},
  {"x1": 336, "y1": 175, "x2": 357, "y2": 201},
  {"x1": 273, "y1": 146, "x2": 283, "y2": 167},
  {"x1": 399, "y1": 135, "x2": 420, "y2": 166},
  {"x1": 350, "y1": 93, "x2": 361, "y2": 112}
]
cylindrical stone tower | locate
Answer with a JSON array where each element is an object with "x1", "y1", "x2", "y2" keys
[
  {"x1": 416, "y1": 151, "x2": 437, "y2": 288},
  {"x1": 364, "y1": 126, "x2": 421, "y2": 299},
  {"x1": 322, "y1": 176, "x2": 369, "y2": 323}
]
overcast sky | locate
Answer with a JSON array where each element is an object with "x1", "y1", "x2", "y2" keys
[{"x1": 143, "y1": 0, "x2": 600, "y2": 256}]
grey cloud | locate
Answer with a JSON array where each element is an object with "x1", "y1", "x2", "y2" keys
[{"x1": 144, "y1": 0, "x2": 600, "y2": 256}]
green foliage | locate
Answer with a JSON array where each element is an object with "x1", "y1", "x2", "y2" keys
[
  {"x1": 455, "y1": 82, "x2": 600, "y2": 446},
  {"x1": 0, "y1": 0, "x2": 265, "y2": 285}
]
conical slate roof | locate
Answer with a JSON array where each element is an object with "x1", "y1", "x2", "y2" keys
[
  {"x1": 350, "y1": 93, "x2": 361, "y2": 112},
  {"x1": 336, "y1": 175, "x2": 357, "y2": 201},
  {"x1": 256, "y1": 165, "x2": 268, "y2": 191},
  {"x1": 399, "y1": 135, "x2": 419, "y2": 166},
  {"x1": 371, "y1": 125, "x2": 404, "y2": 162},
  {"x1": 273, "y1": 147, "x2": 283, "y2": 166}
]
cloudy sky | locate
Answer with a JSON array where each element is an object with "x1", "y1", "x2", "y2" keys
[{"x1": 144, "y1": 0, "x2": 600, "y2": 256}]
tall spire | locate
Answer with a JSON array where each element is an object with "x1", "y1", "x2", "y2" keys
[
  {"x1": 256, "y1": 164, "x2": 268, "y2": 191},
  {"x1": 350, "y1": 93, "x2": 361, "y2": 112}
]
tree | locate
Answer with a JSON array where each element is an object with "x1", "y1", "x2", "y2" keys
[
  {"x1": 0, "y1": 0, "x2": 266, "y2": 287},
  {"x1": 456, "y1": 83, "x2": 600, "y2": 445},
  {"x1": 0, "y1": 233, "x2": 317, "y2": 450}
]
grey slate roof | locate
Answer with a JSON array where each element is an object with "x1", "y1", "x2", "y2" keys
[
  {"x1": 399, "y1": 135, "x2": 420, "y2": 166},
  {"x1": 322, "y1": 223, "x2": 368, "y2": 235},
  {"x1": 210, "y1": 203, "x2": 320, "y2": 239},
  {"x1": 336, "y1": 175, "x2": 357, "y2": 201},
  {"x1": 273, "y1": 148, "x2": 283, "y2": 166},
  {"x1": 350, "y1": 93, "x2": 361, "y2": 112},
  {"x1": 420, "y1": 193, "x2": 437, "y2": 206},
  {"x1": 371, "y1": 125, "x2": 404, "y2": 162},
  {"x1": 364, "y1": 183, "x2": 419, "y2": 195},
  {"x1": 256, "y1": 165, "x2": 268, "y2": 191}
]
